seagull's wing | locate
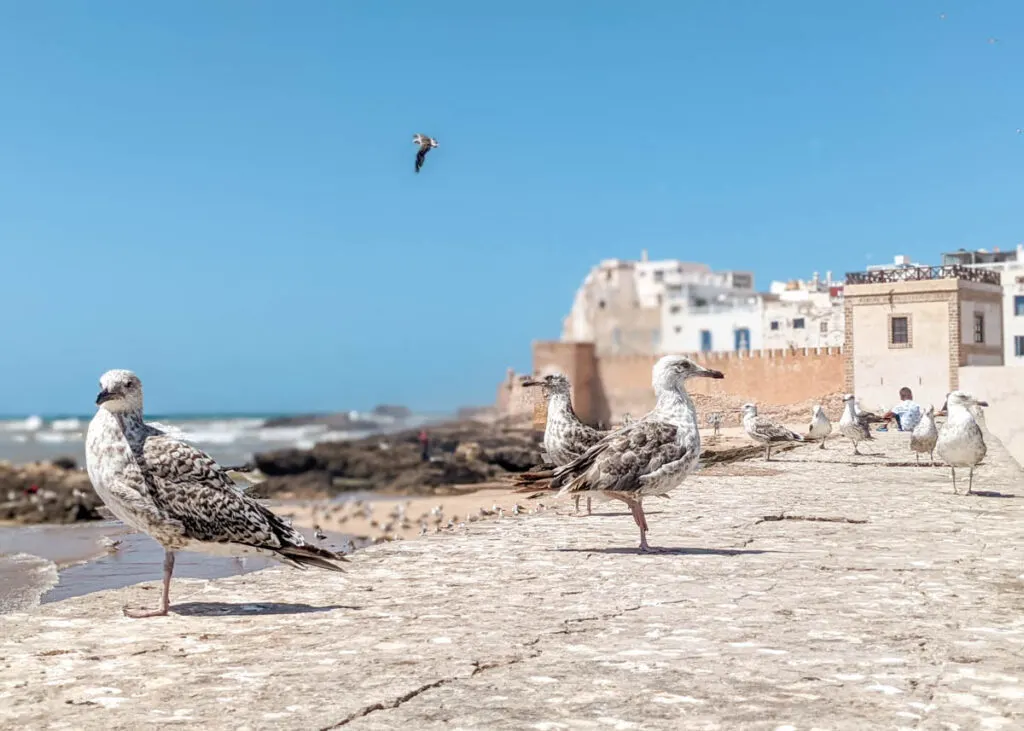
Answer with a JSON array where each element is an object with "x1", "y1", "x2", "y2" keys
[
  {"x1": 547, "y1": 420, "x2": 686, "y2": 496},
  {"x1": 415, "y1": 145, "x2": 429, "y2": 173},
  {"x1": 752, "y1": 416, "x2": 804, "y2": 443},
  {"x1": 138, "y1": 431, "x2": 347, "y2": 570},
  {"x1": 413, "y1": 133, "x2": 425, "y2": 145}
]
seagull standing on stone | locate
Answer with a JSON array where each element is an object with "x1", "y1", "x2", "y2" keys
[
  {"x1": 839, "y1": 394, "x2": 875, "y2": 455},
  {"x1": 412, "y1": 133, "x2": 438, "y2": 173},
  {"x1": 808, "y1": 404, "x2": 832, "y2": 449},
  {"x1": 85, "y1": 369, "x2": 348, "y2": 618},
  {"x1": 517, "y1": 373, "x2": 608, "y2": 516},
  {"x1": 516, "y1": 355, "x2": 724, "y2": 552},
  {"x1": 742, "y1": 403, "x2": 805, "y2": 461},
  {"x1": 909, "y1": 405, "x2": 938, "y2": 464},
  {"x1": 936, "y1": 391, "x2": 987, "y2": 495}
]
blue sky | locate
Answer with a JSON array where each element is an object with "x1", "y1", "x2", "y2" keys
[{"x1": 0, "y1": 1, "x2": 1021, "y2": 415}]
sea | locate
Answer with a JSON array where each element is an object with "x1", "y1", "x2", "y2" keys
[{"x1": 0, "y1": 410, "x2": 436, "y2": 614}]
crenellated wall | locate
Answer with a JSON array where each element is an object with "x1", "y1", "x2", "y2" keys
[{"x1": 502, "y1": 342, "x2": 845, "y2": 425}]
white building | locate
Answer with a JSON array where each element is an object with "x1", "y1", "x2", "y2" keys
[
  {"x1": 944, "y1": 244, "x2": 1024, "y2": 365},
  {"x1": 761, "y1": 272, "x2": 845, "y2": 350},
  {"x1": 561, "y1": 250, "x2": 755, "y2": 356},
  {"x1": 660, "y1": 291, "x2": 763, "y2": 353}
]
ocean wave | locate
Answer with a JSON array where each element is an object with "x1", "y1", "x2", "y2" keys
[
  {"x1": 0, "y1": 552, "x2": 59, "y2": 614},
  {"x1": 50, "y1": 418, "x2": 84, "y2": 432}
]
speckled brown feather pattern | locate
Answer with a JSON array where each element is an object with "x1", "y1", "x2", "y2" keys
[{"x1": 88, "y1": 406, "x2": 346, "y2": 571}]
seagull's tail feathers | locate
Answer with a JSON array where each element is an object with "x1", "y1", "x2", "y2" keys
[{"x1": 277, "y1": 543, "x2": 350, "y2": 572}]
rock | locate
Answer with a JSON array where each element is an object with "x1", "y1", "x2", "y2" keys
[
  {"x1": 0, "y1": 461, "x2": 103, "y2": 525},
  {"x1": 51, "y1": 456, "x2": 78, "y2": 470},
  {"x1": 371, "y1": 404, "x2": 412, "y2": 419},
  {"x1": 253, "y1": 449, "x2": 318, "y2": 476},
  {"x1": 250, "y1": 420, "x2": 544, "y2": 499}
]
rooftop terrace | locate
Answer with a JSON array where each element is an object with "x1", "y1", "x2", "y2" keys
[{"x1": 846, "y1": 264, "x2": 1002, "y2": 286}]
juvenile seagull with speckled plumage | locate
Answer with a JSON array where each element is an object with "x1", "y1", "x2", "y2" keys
[
  {"x1": 742, "y1": 403, "x2": 805, "y2": 461},
  {"x1": 518, "y1": 373, "x2": 608, "y2": 516},
  {"x1": 85, "y1": 369, "x2": 348, "y2": 618},
  {"x1": 516, "y1": 355, "x2": 724, "y2": 552}
]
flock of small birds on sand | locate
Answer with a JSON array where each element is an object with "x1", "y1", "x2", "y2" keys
[{"x1": 299, "y1": 496, "x2": 548, "y2": 548}]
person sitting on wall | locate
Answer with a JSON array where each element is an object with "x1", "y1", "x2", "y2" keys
[{"x1": 882, "y1": 387, "x2": 923, "y2": 432}]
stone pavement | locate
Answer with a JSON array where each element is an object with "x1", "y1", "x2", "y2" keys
[{"x1": 1, "y1": 429, "x2": 1022, "y2": 730}]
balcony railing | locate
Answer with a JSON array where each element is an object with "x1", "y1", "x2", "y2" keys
[{"x1": 845, "y1": 265, "x2": 1001, "y2": 286}]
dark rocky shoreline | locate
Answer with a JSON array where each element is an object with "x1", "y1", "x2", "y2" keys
[
  {"x1": 0, "y1": 459, "x2": 105, "y2": 525},
  {"x1": 0, "y1": 418, "x2": 776, "y2": 525},
  {"x1": 248, "y1": 419, "x2": 543, "y2": 499}
]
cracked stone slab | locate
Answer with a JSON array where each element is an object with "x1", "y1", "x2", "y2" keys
[{"x1": 1, "y1": 430, "x2": 1022, "y2": 730}]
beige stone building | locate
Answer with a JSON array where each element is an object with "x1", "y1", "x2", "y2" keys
[{"x1": 843, "y1": 265, "x2": 1003, "y2": 412}]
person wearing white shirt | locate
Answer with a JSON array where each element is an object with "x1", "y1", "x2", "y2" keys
[{"x1": 884, "y1": 387, "x2": 923, "y2": 432}]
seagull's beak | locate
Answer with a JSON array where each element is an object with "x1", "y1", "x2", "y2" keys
[
  {"x1": 696, "y1": 366, "x2": 725, "y2": 379},
  {"x1": 520, "y1": 379, "x2": 541, "y2": 388},
  {"x1": 96, "y1": 388, "x2": 116, "y2": 406},
  {"x1": 976, "y1": 400, "x2": 988, "y2": 408}
]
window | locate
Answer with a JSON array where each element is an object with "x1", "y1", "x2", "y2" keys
[
  {"x1": 1016, "y1": 296, "x2": 1024, "y2": 316},
  {"x1": 820, "y1": 320, "x2": 828, "y2": 334},
  {"x1": 669, "y1": 305, "x2": 681, "y2": 315},
  {"x1": 770, "y1": 320, "x2": 780, "y2": 331},
  {"x1": 700, "y1": 330, "x2": 712, "y2": 352},
  {"x1": 973, "y1": 313, "x2": 985, "y2": 344},
  {"x1": 653, "y1": 270, "x2": 664, "y2": 282},
  {"x1": 1016, "y1": 336, "x2": 1024, "y2": 357},
  {"x1": 674, "y1": 325, "x2": 682, "y2": 334},
  {"x1": 598, "y1": 300, "x2": 606, "y2": 309},
  {"x1": 793, "y1": 318, "x2": 806, "y2": 329},
  {"x1": 734, "y1": 328, "x2": 750, "y2": 351},
  {"x1": 889, "y1": 315, "x2": 910, "y2": 346}
]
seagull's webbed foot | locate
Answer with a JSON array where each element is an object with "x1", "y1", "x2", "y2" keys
[{"x1": 122, "y1": 604, "x2": 170, "y2": 619}]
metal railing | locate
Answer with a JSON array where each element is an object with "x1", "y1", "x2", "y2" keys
[{"x1": 845, "y1": 265, "x2": 1001, "y2": 286}]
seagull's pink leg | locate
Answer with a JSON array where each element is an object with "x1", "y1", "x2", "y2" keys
[
  {"x1": 622, "y1": 496, "x2": 653, "y2": 552},
  {"x1": 124, "y1": 551, "x2": 175, "y2": 618}
]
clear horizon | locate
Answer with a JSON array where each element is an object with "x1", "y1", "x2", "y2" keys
[{"x1": 1, "y1": 1, "x2": 1020, "y2": 414}]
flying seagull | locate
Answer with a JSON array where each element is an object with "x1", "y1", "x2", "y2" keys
[
  {"x1": 413, "y1": 133, "x2": 438, "y2": 173},
  {"x1": 85, "y1": 369, "x2": 348, "y2": 618}
]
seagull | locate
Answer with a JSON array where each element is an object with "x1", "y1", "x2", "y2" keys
[
  {"x1": 839, "y1": 394, "x2": 875, "y2": 454},
  {"x1": 518, "y1": 373, "x2": 610, "y2": 516},
  {"x1": 515, "y1": 355, "x2": 724, "y2": 552},
  {"x1": 742, "y1": 403, "x2": 805, "y2": 461},
  {"x1": 910, "y1": 404, "x2": 938, "y2": 464},
  {"x1": 85, "y1": 369, "x2": 348, "y2": 618},
  {"x1": 706, "y1": 412, "x2": 722, "y2": 437},
  {"x1": 313, "y1": 525, "x2": 327, "y2": 541},
  {"x1": 936, "y1": 391, "x2": 987, "y2": 494},
  {"x1": 412, "y1": 133, "x2": 438, "y2": 173},
  {"x1": 808, "y1": 404, "x2": 832, "y2": 449}
]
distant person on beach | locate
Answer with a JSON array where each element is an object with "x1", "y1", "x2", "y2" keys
[
  {"x1": 418, "y1": 429, "x2": 429, "y2": 461},
  {"x1": 882, "y1": 387, "x2": 923, "y2": 432}
]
